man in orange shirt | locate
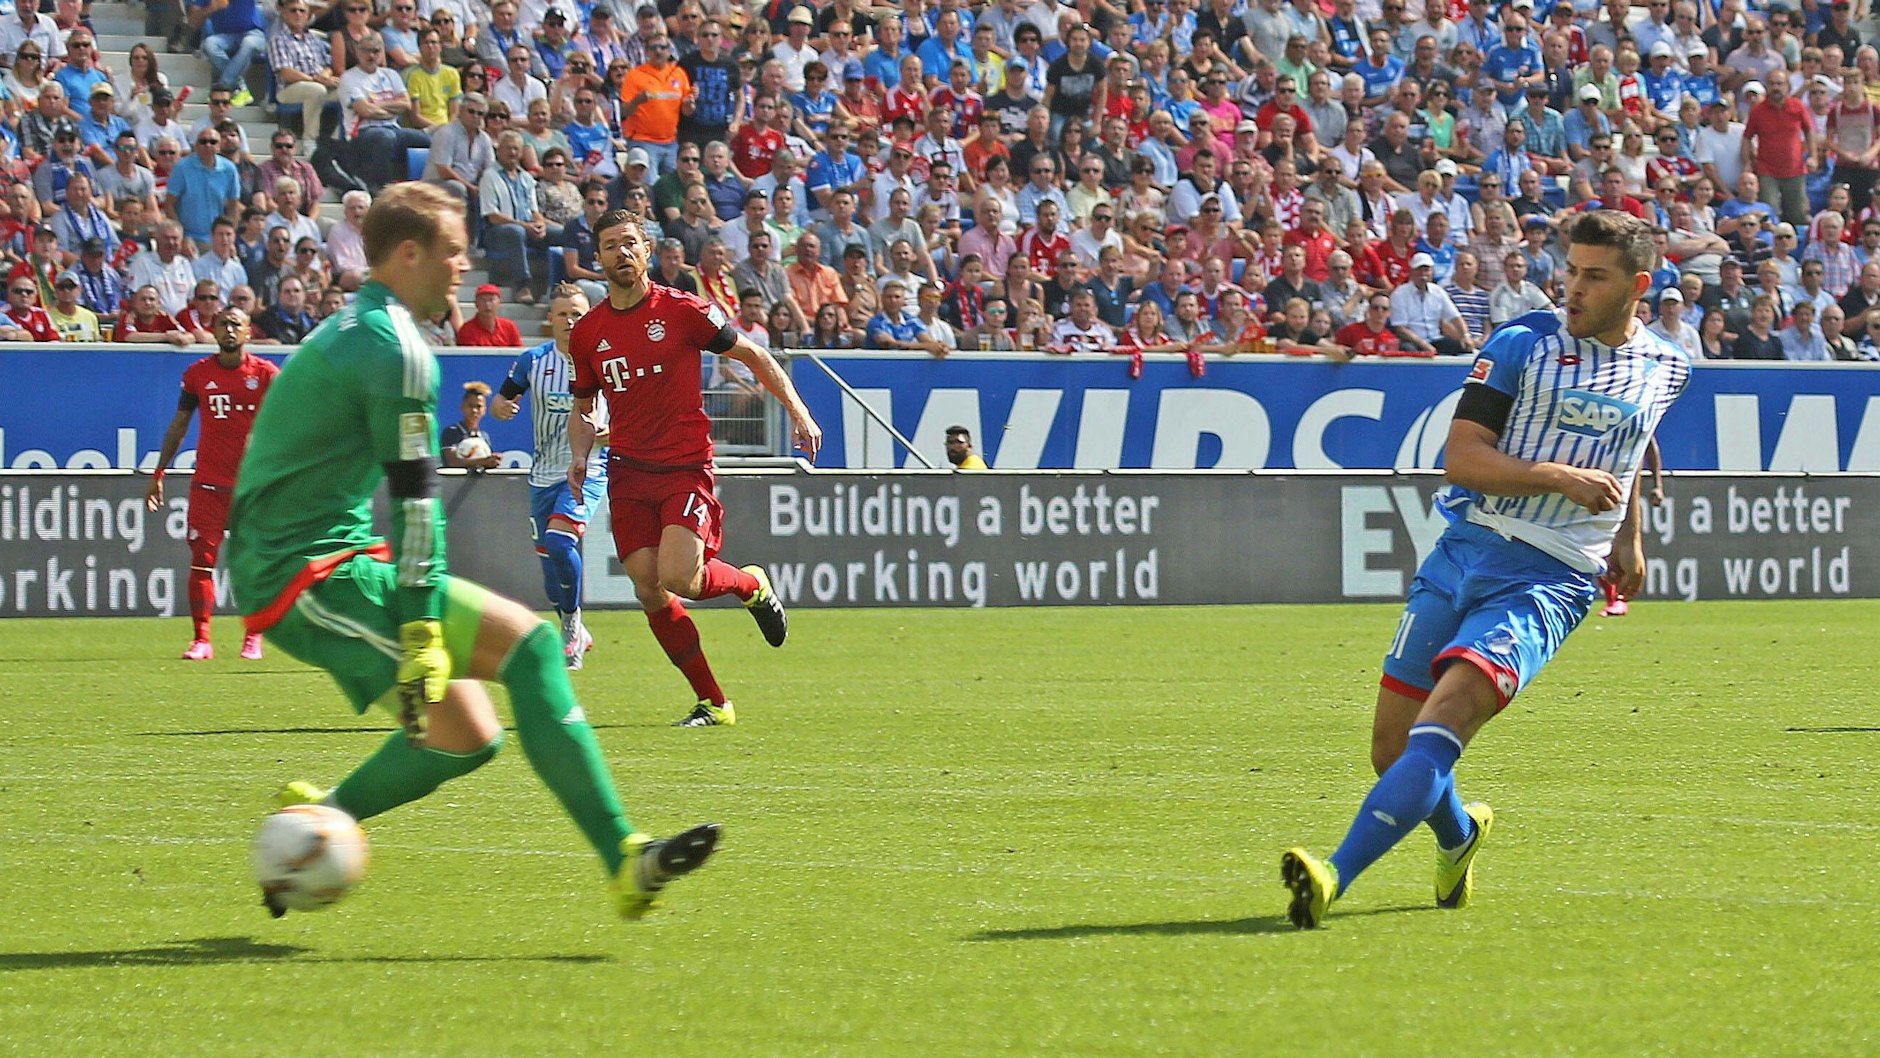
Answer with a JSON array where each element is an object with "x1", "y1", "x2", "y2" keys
[
  {"x1": 786, "y1": 231, "x2": 847, "y2": 318},
  {"x1": 621, "y1": 34, "x2": 690, "y2": 180}
]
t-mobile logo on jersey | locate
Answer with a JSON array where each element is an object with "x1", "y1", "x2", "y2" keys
[
  {"x1": 600, "y1": 357, "x2": 633, "y2": 391},
  {"x1": 207, "y1": 393, "x2": 232, "y2": 419}
]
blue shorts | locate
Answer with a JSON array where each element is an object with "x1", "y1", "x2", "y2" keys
[
  {"x1": 529, "y1": 477, "x2": 606, "y2": 550},
  {"x1": 1380, "y1": 520, "x2": 1598, "y2": 709}
]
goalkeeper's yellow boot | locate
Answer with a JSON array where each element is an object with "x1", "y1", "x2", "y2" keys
[
  {"x1": 274, "y1": 781, "x2": 329, "y2": 808},
  {"x1": 675, "y1": 700, "x2": 735, "y2": 727},
  {"x1": 614, "y1": 824, "x2": 723, "y2": 920},
  {"x1": 1281, "y1": 848, "x2": 1339, "y2": 929},
  {"x1": 1435, "y1": 802, "x2": 1494, "y2": 910}
]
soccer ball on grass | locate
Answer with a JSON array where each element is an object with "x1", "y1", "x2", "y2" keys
[{"x1": 252, "y1": 803, "x2": 369, "y2": 917}]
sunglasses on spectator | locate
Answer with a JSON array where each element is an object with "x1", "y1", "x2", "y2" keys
[
  {"x1": 10, "y1": 287, "x2": 34, "y2": 295},
  {"x1": 18, "y1": 51, "x2": 39, "y2": 60},
  {"x1": 196, "y1": 292, "x2": 220, "y2": 299}
]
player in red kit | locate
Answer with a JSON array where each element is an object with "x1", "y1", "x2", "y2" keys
[
  {"x1": 145, "y1": 307, "x2": 279, "y2": 660},
  {"x1": 569, "y1": 210, "x2": 822, "y2": 727}
]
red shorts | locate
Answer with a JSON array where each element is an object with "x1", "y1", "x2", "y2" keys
[
  {"x1": 187, "y1": 481, "x2": 232, "y2": 567},
  {"x1": 607, "y1": 463, "x2": 723, "y2": 561}
]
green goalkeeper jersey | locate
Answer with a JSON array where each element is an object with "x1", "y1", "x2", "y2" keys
[{"x1": 228, "y1": 280, "x2": 448, "y2": 631}]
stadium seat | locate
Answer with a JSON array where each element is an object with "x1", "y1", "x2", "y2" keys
[{"x1": 406, "y1": 147, "x2": 430, "y2": 183}]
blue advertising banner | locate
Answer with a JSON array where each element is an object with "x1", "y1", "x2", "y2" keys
[
  {"x1": 0, "y1": 344, "x2": 538, "y2": 472},
  {"x1": 794, "y1": 352, "x2": 1880, "y2": 472},
  {"x1": 5, "y1": 344, "x2": 1878, "y2": 472}
]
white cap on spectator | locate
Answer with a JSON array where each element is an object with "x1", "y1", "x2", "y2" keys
[
  {"x1": 1814, "y1": 73, "x2": 1839, "y2": 90},
  {"x1": 1237, "y1": 118, "x2": 1259, "y2": 134},
  {"x1": 1409, "y1": 252, "x2": 1435, "y2": 269},
  {"x1": 1649, "y1": 41, "x2": 1675, "y2": 58},
  {"x1": 1687, "y1": 40, "x2": 1710, "y2": 57},
  {"x1": 1578, "y1": 83, "x2": 1602, "y2": 102},
  {"x1": 1435, "y1": 158, "x2": 1459, "y2": 176},
  {"x1": 1744, "y1": 80, "x2": 1765, "y2": 96},
  {"x1": 625, "y1": 147, "x2": 651, "y2": 168},
  {"x1": 787, "y1": 6, "x2": 813, "y2": 24},
  {"x1": 1511, "y1": 0, "x2": 1534, "y2": 8},
  {"x1": 1660, "y1": 286, "x2": 1683, "y2": 303}
]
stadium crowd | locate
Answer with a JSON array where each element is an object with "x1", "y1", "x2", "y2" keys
[{"x1": 4, "y1": 0, "x2": 1880, "y2": 360}]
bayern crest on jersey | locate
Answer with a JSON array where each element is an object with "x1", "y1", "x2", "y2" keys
[
  {"x1": 647, "y1": 319, "x2": 666, "y2": 342},
  {"x1": 245, "y1": 377, "x2": 258, "y2": 389}
]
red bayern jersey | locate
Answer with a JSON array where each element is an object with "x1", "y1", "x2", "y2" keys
[
  {"x1": 731, "y1": 124, "x2": 784, "y2": 180},
  {"x1": 929, "y1": 85, "x2": 983, "y2": 139},
  {"x1": 1335, "y1": 321, "x2": 1413, "y2": 357},
  {"x1": 1017, "y1": 227, "x2": 1072, "y2": 274},
  {"x1": 181, "y1": 352, "x2": 280, "y2": 486},
  {"x1": 570, "y1": 284, "x2": 734, "y2": 469}
]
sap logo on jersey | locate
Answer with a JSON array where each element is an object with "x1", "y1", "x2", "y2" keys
[{"x1": 1554, "y1": 388, "x2": 1640, "y2": 437}]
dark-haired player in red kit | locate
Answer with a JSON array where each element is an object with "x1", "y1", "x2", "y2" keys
[
  {"x1": 145, "y1": 307, "x2": 279, "y2": 660},
  {"x1": 569, "y1": 210, "x2": 822, "y2": 727}
]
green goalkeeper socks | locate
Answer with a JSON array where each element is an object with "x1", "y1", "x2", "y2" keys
[
  {"x1": 502, "y1": 622, "x2": 634, "y2": 875},
  {"x1": 332, "y1": 731, "x2": 501, "y2": 822}
]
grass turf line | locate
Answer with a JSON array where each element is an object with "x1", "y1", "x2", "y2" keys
[{"x1": 0, "y1": 601, "x2": 1872, "y2": 1058}]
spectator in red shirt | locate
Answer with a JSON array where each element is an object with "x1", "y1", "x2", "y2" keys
[
  {"x1": 1742, "y1": 77, "x2": 1819, "y2": 227},
  {"x1": 1573, "y1": 168, "x2": 1650, "y2": 220},
  {"x1": 730, "y1": 94, "x2": 785, "y2": 179},
  {"x1": 1333, "y1": 293, "x2": 1419, "y2": 360},
  {"x1": 115, "y1": 284, "x2": 193, "y2": 344},
  {"x1": 1, "y1": 276, "x2": 58, "y2": 341},
  {"x1": 455, "y1": 282, "x2": 524, "y2": 346},
  {"x1": 1370, "y1": 209, "x2": 1422, "y2": 290},
  {"x1": 1254, "y1": 75, "x2": 1314, "y2": 140},
  {"x1": 1283, "y1": 199, "x2": 1341, "y2": 281}
]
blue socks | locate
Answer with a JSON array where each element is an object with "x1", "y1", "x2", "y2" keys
[
  {"x1": 1328, "y1": 724, "x2": 1468, "y2": 896},
  {"x1": 537, "y1": 552, "x2": 565, "y2": 612},
  {"x1": 542, "y1": 529, "x2": 583, "y2": 615}
]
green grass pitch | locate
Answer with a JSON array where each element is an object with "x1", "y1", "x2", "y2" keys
[{"x1": 1, "y1": 601, "x2": 1874, "y2": 1058}]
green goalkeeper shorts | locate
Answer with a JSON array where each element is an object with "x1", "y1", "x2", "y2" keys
[{"x1": 264, "y1": 553, "x2": 490, "y2": 714}]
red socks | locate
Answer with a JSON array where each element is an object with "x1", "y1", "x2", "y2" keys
[
  {"x1": 697, "y1": 559, "x2": 759, "y2": 601},
  {"x1": 188, "y1": 567, "x2": 214, "y2": 641},
  {"x1": 645, "y1": 597, "x2": 725, "y2": 705}
]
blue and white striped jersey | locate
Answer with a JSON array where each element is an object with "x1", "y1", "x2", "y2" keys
[
  {"x1": 1439, "y1": 310, "x2": 1691, "y2": 573},
  {"x1": 505, "y1": 340, "x2": 608, "y2": 488}
]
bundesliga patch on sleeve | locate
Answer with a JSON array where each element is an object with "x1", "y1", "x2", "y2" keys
[
  {"x1": 399, "y1": 412, "x2": 434, "y2": 459},
  {"x1": 1467, "y1": 357, "x2": 1494, "y2": 383},
  {"x1": 706, "y1": 302, "x2": 730, "y2": 329}
]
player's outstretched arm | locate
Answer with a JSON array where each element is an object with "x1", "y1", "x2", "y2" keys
[
  {"x1": 723, "y1": 332, "x2": 823, "y2": 461},
  {"x1": 1443, "y1": 418, "x2": 1623, "y2": 512},
  {"x1": 145, "y1": 406, "x2": 195, "y2": 511}
]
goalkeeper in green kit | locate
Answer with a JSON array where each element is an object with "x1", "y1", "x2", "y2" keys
[{"x1": 227, "y1": 183, "x2": 719, "y2": 920}]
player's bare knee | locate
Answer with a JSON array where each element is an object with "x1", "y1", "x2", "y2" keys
[
  {"x1": 1371, "y1": 739, "x2": 1405, "y2": 777},
  {"x1": 427, "y1": 682, "x2": 504, "y2": 754},
  {"x1": 658, "y1": 569, "x2": 703, "y2": 598}
]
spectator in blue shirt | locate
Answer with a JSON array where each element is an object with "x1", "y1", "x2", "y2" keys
[
  {"x1": 862, "y1": 19, "x2": 906, "y2": 90},
  {"x1": 187, "y1": 0, "x2": 267, "y2": 105},
  {"x1": 1640, "y1": 43, "x2": 1685, "y2": 122},
  {"x1": 865, "y1": 280, "x2": 948, "y2": 353},
  {"x1": 1483, "y1": 17, "x2": 1542, "y2": 108},
  {"x1": 77, "y1": 85, "x2": 132, "y2": 168},
  {"x1": 53, "y1": 43, "x2": 112, "y2": 112},
  {"x1": 805, "y1": 123, "x2": 866, "y2": 215},
  {"x1": 1562, "y1": 83, "x2": 1612, "y2": 159},
  {"x1": 165, "y1": 127, "x2": 243, "y2": 244},
  {"x1": 915, "y1": 9, "x2": 974, "y2": 86},
  {"x1": 1481, "y1": 119, "x2": 1535, "y2": 196},
  {"x1": 1352, "y1": 29, "x2": 1405, "y2": 106}
]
